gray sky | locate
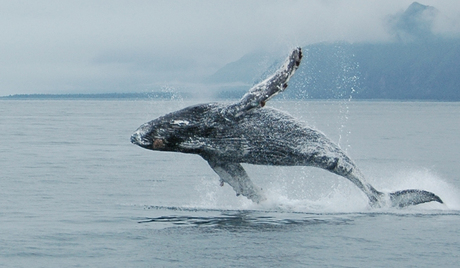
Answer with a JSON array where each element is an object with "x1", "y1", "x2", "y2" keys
[{"x1": 1, "y1": 0, "x2": 459, "y2": 96}]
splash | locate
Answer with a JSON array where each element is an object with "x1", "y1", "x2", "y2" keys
[
  {"x1": 334, "y1": 45, "x2": 360, "y2": 152},
  {"x1": 186, "y1": 166, "x2": 456, "y2": 214},
  {"x1": 158, "y1": 85, "x2": 185, "y2": 102},
  {"x1": 379, "y1": 169, "x2": 460, "y2": 211}
]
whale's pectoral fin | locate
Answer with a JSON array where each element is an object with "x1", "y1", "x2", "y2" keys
[
  {"x1": 206, "y1": 159, "x2": 266, "y2": 203},
  {"x1": 224, "y1": 47, "x2": 302, "y2": 118}
]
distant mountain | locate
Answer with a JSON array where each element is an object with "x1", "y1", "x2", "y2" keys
[
  {"x1": 285, "y1": 39, "x2": 460, "y2": 100},
  {"x1": 204, "y1": 51, "x2": 279, "y2": 85},
  {"x1": 204, "y1": 51, "x2": 285, "y2": 99},
  {"x1": 350, "y1": 39, "x2": 460, "y2": 100},
  {"x1": 207, "y1": 2, "x2": 460, "y2": 101},
  {"x1": 387, "y1": 1, "x2": 438, "y2": 42}
]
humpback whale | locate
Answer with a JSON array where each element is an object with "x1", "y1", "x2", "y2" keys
[{"x1": 131, "y1": 47, "x2": 443, "y2": 208}]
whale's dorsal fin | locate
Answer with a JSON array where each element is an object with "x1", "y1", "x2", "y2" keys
[{"x1": 224, "y1": 47, "x2": 302, "y2": 118}]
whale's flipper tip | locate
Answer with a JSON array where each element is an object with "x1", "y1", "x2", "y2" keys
[
  {"x1": 225, "y1": 46, "x2": 305, "y2": 118},
  {"x1": 293, "y1": 47, "x2": 302, "y2": 66},
  {"x1": 389, "y1": 189, "x2": 443, "y2": 208}
]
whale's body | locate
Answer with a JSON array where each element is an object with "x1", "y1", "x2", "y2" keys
[{"x1": 131, "y1": 48, "x2": 442, "y2": 207}]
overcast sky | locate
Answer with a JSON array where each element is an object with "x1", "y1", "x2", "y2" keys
[{"x1": 1, "y1": 0, "x2": 459, "y2": 96}]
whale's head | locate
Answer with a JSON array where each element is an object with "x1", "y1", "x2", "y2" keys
[
  {"x1": 130, "y1": 119, "x2": 167, "y2": 150},
  {"x1": 131, "y1": 104, "x2": 219, "y2": 153},
  {"x1": 130, "y1": 116, "x2": 192, "y2": 152}
]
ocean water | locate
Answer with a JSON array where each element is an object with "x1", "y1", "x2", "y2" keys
[{"x1": 1, "y1": 99, "x2": 459, "y2": 267}]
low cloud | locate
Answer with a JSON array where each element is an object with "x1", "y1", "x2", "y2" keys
[{"x1": 0, "y1": 0, "x2": 459, "y2": 95}]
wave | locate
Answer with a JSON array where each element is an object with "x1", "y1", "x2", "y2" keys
[
  {"x1": 139, "y1": 204, "x2": 460, "y2": 230},
  {"x1": 136, "y1": 168, "x2": 459, "y2": 228}
]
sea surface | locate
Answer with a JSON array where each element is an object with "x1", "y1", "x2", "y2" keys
[{"x1": 1, "y1": 99, "x2": 459, "y2": 267}]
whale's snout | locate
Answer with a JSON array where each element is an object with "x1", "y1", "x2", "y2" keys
[
  {"x1": 130, "y1": 132, "x2": 140, "y2": 144},
  {"x1": 131, "y1": 131, "x2": 152, "y2": 148}
]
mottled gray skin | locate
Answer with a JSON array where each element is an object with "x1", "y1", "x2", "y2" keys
[{"x1": 131, "y1": 48, "x2": 442, "y2": 208}]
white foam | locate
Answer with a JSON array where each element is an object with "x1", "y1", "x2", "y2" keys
[
  {"x1": 189, "y1": 174, "x2": 369, "y2": 213},
  {"x1": 188, "y1": 168, "x2": 459, "y2": 213}
]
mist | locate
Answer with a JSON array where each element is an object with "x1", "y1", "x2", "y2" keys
[{"x1": 1, "y1": 0, "x2": 459, "y2": 96}]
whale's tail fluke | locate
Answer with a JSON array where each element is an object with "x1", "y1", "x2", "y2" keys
[
  {"x1": 369, "y1": 188, "x2": 443, "y2": 208},
  {"x1": 388, "y1": 189, "x2": 443, "y2": 208},
  {"x1": 344, "y1": 170, "x2": 443, "y2": 208}
]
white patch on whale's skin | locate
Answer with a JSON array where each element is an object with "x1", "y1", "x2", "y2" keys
[
  {"x1": 180, "y1": 137, "x2": 207, "y2": 150},
  {"x1": 170, "y1": 120, "x2": 189, "y2": 126}
]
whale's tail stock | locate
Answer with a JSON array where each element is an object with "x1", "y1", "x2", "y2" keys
[{"x1": 369, "y1": 188, "x2": 443, "y2": 208}]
